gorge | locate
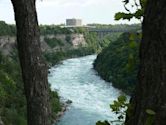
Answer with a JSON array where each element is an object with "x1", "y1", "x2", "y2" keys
[{"x1": 48, "y1": 55, "x2": 126, "y2": 125}]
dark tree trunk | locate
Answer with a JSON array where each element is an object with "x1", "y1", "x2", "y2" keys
[
  {"x1": 11, "y1": 0, "x2": 51, "y2": 125},
  {"x1": 125, "y1": 0, "x2": 166, "y2": 125}
]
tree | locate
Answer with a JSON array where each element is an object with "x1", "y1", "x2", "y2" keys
[
  {"x1": 11, "y1": 0, "x2": 51, "y2": 125},
  {"x1": 125, "y1": 0, "x2": 166, "y2": 125}
]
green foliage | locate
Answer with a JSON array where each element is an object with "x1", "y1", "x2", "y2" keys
[
  {"x1": 94, "y1": 32, "x2": 141, "y2": 94},
  {"x1": 99, "y1": 33, "x2": 122, "y2": 49},
  {"x1": 0, "y1": 21, "x2": 73, "y2": 36},
  {"x1": 87, "y1": 24, "x2": 141, "y2": 31},
  {"x1": 146, "y1": 109, "x2": 156, "y2": 116},
  {"x1": 115, "y1": 10, "x2": 143, "y2": 21},
  {"x1": 96, "y1": 120, "x2": 110, "y2": 125},
  {"x1": 96, "y1": 95, "x2": 129, "y2": 125},
  {"x1": 83, "y1": 31, "x2": 101, "y2": 52},
  {"x1": 145, "y1": 109, "x2": 156, "y2": 125},
  {"x1": 115, "y1": 12, "x2": 133, "y2": 21},
  {"x1": 0, "y1": 51, "x2": 27, "y2": 125},
  {"x1": 65, "y1": 35, "x2": 71, "y2": 43},
  {"x1": 44, "y1": 51, "x2": 67, "y2": 65},
  {"x1": 72, "y1": 27, "x2": 87, "y2": 33},
  {"x1": 114, "y1": 0, "x2": 146, "y2": 21},
  {"x1": 96, "y1": 96, "x2": 156, "y2": 125},
  {"x1": 49, "y1": 88, "x2": 62, "y2": 121},
  {"x1": 110, "y1": 95, "x2": 128, "y2": 124},
  {"x1": 40, "y1": 25, "x2": 72, "y2": 35},
  {"x1": 44, "y1": 37, "x2": 64, "y2": 48},
  {"x1": 44, "y1": 47, "x2": 95, "y2": 66},
  {"x1": 0, "y1": 50, "x2": 62, "y2": 125},
  {"x1": 43, "y1": 28, "x2": 105, "y2": 65},
  {"x1": 0, "y1": 21, "x2": 16, "y2": 36}
]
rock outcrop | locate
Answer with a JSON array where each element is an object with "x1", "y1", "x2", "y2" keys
[
  {"x1": 0, "y1": 36, "x2": 16, "y2": 55},
  {"x1": 0, "y1": 116, "x2": 4, "y2": 125},
  {"x1": 0, "y1": 33, "x2": 87, "y2": 54}
]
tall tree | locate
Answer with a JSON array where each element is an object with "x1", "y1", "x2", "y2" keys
[
  {"x1": 125, "y1": 0, "x2": 166, "y2": 125},
  {"x1": 11, "y1": 0, "x2": 51, "y2": 125}
]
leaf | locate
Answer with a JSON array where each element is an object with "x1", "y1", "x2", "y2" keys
[
  {"x1": 134, "y1": 9, "x2": 143, "y2": 19},
  {"x1": 123, "y1": 13, "x2": 133, "y2": 20},
  {"x1": 123, "y1": 0, "x2": 129, "y2": 5},
  {"x1": 96, "y1": 121, "x2": 110, "y2": 125},
  {"x1": 118, "y1": 95, "x2": 127, "y2": 103},
  {"x1": 118, "y1": 115, "x2": 124, "y2": 120},
  {"x1": 140, "y1": 0, "x2": 147, "y2": 9},
  {"x1": 146, "y1": 109, "x2": 156, "y2": 115},
  {"x1": 129, "y1": 41, "x2": 137, "y2": 48},
  {"x1": 114, "y1": 12, "x2": 125, "y2": 20},
  {"x1": 110, "y1": 104, "x2": 117, "y2": 111},
  {"x1": 129, "y1": 33, "x2": 136, "y2": 41}
]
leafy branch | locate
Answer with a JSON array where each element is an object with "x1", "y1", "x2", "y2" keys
[
  {"x1": 114, "y1": 0, "x2": 147, "y2": 21},
  {"x1": 96, "y1": 95, "x2": 129, "y2": 125}
]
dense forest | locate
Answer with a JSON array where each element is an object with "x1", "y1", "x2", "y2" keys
[
  {"x1": 95, "y1": 0, "x2": 166, "y2": 125},
  {"x1": 0, "y1": 20, "x2": 140, "y2": 125},
  {"x1": 0, "y1": 21, "x2": 140, "y2": 66},
  {"x1": 2, "y1": 0, "x2": 166, "y2": 123},
  {"x1": 0, "y1": 50, "x2": 61, "y2": 125},
  {"x1": 94, "y1": 32, "x2": 141, "y2": 94}
]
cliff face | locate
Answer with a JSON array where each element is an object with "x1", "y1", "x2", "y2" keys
[
  {"x1": 93, "y1": 33, "x2": 140, "y2": 94},
  {"x1": 40, "y1": 34, "x2": 86, "y2": 52},
  {"x1": 0, "y1": 33, "x2": 87, "y2": 54},
  {"x1": 0, "y1": 36, "x2": 16, "y2": 55},
  {"x1": 71, "y1": 34, "x2": 86, "y2": 47},
  {"x1": 0, "y1": 116, "x2": 4, "y2": 125}
]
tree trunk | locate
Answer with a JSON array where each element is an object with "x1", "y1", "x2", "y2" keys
[
  {"x1": 11, "y1": 0, "x2": 51, "y2": 125},
  {"x1": 125, "y1": 0, "x2": 166, "y2": 125}
]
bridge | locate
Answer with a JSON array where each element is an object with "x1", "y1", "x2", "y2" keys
[{"x1": 88, "y1": 28, "x2": 140, "y2": 39}]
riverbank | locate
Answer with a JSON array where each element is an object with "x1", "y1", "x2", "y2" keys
[
  {"x1": 0, "y1": 51, "x2": 62, "y2": 125},
  {"x1": 0, "y1": 21, "x2": 140, "y2": 125},
  {"x1": 44, "y1": 47, "x2": 96, "y2": 66},
  {"x1": 93, "y1": 33, "x2": 140, "y2": 95},
  {"x1": 48, "y1": 55, "x2": 122, "y2": 125},
  {"x1": 53, "y1": 100, "x2": 72, "y2": 123}
]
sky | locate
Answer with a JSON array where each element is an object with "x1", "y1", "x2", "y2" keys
[{"x1": 0, "y1": 0, "x2": 140, "y2": 25}]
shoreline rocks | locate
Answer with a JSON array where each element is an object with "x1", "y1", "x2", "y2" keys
[
  {"x1": 0, "y1": 116, "x2": 4, "y2": 125},
  {"x1": 53, "y1": 99, "x2": 72, "y2": 123}
]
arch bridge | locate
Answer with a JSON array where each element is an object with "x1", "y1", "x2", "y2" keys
[{"x1": 88, "y1": 28, "x2": 139, "y2": 39}]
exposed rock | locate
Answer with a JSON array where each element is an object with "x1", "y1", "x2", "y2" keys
[
  {"x1": 53, "y1": 99, "x2": 72, "y2": 123},
  {"x1": 0, "y1": 116, "x2": 4, "y2": 125},
  {"x1": 71, "y1": 34, "x2": 86, "y2": 47},
  {"x1": 66, "y1": 99, "x2": 72, "y2": 104},
  {"x1": 0, "y1": 36, "x2": 16, "y2": 55},
  {"x1": 0, "y1": 34, "x2": 87, "y2": 55}
]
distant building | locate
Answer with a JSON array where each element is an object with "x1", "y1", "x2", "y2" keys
[{"x1": 66, "y1": 19, "x2": 82, "y2": 27}]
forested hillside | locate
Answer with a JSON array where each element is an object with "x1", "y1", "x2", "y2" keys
[
  {"x1": 1, "y1": 21, "x2": 134, "y2": 65},
  {"x1": 0, "y1": 50, "x2": 62, "y2": 125},
  {"x1": 0, "y1": 21, "x2": 99, "y2": 125},
  {"x1": 0, "y1": 21, "x2": 99, "y2": 65},
  {"x1": 94, "y1": 33, "x2": 141, "y2": 94},
  {"x1": 0, "y1": 20, "x2": 141, "y2": 124}
]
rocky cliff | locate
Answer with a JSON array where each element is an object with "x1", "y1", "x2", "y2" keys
[
  {"x1": 40, "y1": 34, "x2": 86, "y2": 52},
  {"x1": 0, "y1": 36, "x2": 16, "y2": 55},
  {"x1": 0, "y1": 33, "x2": 87, "y2": 55},
  {"x1": 0, "y1": 117, "x2": 4, "y2": 125}
]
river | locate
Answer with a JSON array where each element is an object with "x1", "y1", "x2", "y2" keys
[{"x1": 48, "y1": 55, "x2": 123, "y2": 125}]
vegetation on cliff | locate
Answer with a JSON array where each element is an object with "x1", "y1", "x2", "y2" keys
[
  {"x1": 0, "y1": 51, "x2": 62, "y2": 125},
  {"x1": 94, "y1": 33, "x2": 141, "y2": 94},
  {"x1": 42, "y1": 32, "x2": 99, "y2": 65},
  {"x1": 44, "y1": 47, "x2": 95, "y2": 65},
  {"x1": 0, "y1": 20, "x2": 141, "y2": 124},
  {"x1": 0, "y1": 21, "x2": 16, "y2": 36}
]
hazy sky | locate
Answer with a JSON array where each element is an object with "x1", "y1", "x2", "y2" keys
[{"x1": 0, "y1": 0, "x2": 139, "y2": 25}]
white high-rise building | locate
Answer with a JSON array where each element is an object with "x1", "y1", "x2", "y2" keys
[{"x1": 66, "y1": 19, "x2": 82, "y2": 27}]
